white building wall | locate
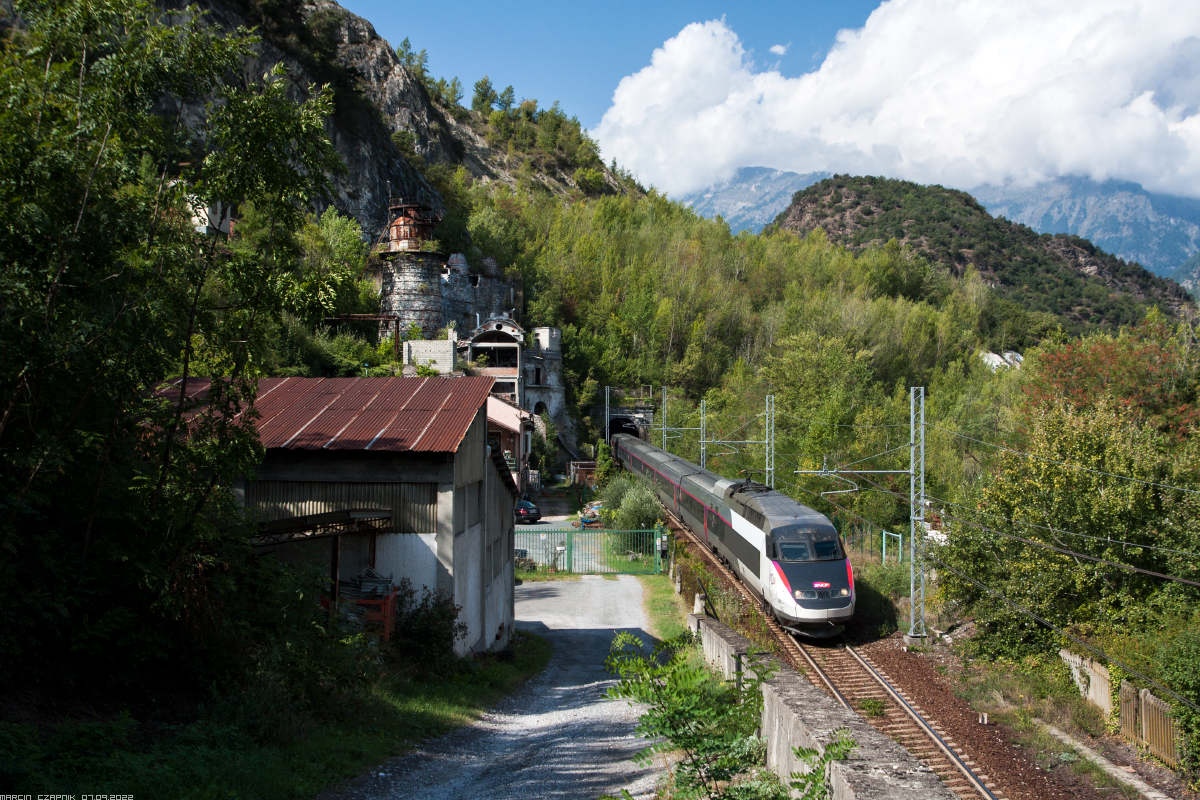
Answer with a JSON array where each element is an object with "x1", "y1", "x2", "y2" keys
[{"x1": 375, "y1": 533, "x2": 438, "y2": 595}]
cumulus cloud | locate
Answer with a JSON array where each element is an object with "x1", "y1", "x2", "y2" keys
[
  {"x1": 769, "y1": 43, "x2": 789, "y2": 56},
  {"x1": 593, "y1": 1, "x2": 1200, "y2": 198}
]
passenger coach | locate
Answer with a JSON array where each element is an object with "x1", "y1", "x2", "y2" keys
[{"x1": 612, "y1": 433, "x2": 854, "y2": 637}]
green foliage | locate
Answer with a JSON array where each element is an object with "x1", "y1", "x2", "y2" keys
[
  {"x1": 788, "y1": 728, "x2": 856, "y2": 800},
  {"x1": 1157, "y1": 623, "x2": 1200, "y2": 774},
  {"x1": 574, "y1": 167, "x2": 605, "y2": 195},
  {"x1": 472, "y1": 75, "x2": 498, "y2": 112},
  {"x1": 530, "y1": 414, "x2": 559, "y2": 475},
  {"x1": 595, "y1": 442, "x2": 617, "y2": 488},
  {"x1": 288, "y1": 209, "x2": 370, "y2": 323},
  {"x1": 599, "y1": 475, "x2": 661, "y2": 531},
  {"x1": 605, "y1": 632, "x2": 774, "y2": 799},
  {"x1": 773, "y1": 175, "x2": 1187, "y2": 340},
  {"x1": 0, "y1": 0, "x2": 344, "y2": 689}
]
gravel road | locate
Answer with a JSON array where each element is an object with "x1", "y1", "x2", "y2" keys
[{"x1": 326, "y1": 575, "x2": 660, "y2": 800}]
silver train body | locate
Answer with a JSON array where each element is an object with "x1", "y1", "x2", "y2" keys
[{"x1": 612, "y1": 434, "x2": 855, "y2": 637}]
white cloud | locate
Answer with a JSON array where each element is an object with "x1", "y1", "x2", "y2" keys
[
  {"x1": 593, "y1": 1, "x2": 1200, "y2": 198},
  {"x1": 769, "y1": 43, "x2": 789, "y2": 56}
]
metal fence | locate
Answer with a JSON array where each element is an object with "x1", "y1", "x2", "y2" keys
[
  {"x1": 832, "y1": 514, "x2": 904, "y2": 564},
  {"x1": 514, "y1": 528, "x2": 666, "y2": 575}
]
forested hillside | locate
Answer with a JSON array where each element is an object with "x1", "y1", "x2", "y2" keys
[
  {"x1": 769, "y1": 176, "x2": 1190, "y2": 331},
  {"x1": 2, "y1": 0, "x2": 1199, "y2": 790}
]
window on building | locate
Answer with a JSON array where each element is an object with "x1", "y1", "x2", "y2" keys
[
  {"x1": 494, "y1": 382, "x2": 515, "y2": 395},
  {"x1": 534, "y1": 367, "x2": 542, "y2": 385}
]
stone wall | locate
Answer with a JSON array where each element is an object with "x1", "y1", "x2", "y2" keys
[
  {"x1": 441, "y1": 271, "x2": 518, "y2": 334},
  {"x1": 688, "y1": 614, "x2": 955, "y2": 800},
  {"x1": 379, "y1": 252, "x2": 444, "y2": 338}
]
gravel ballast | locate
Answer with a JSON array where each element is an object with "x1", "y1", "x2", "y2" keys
[{"x1": 327, "y1": 575, "x2": 659, "y2": 800}]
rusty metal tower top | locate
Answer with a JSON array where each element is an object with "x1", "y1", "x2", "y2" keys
[{"x1": 380, "y1": 195, "x2": 443, "y2": 255}]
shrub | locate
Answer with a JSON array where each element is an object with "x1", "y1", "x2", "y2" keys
[
  {"x1": 388, "y1": 579, "x2": 467, "y2": 670},
  {"x1": 574, "y1": 167, "x2": 605, "y2": 194}
]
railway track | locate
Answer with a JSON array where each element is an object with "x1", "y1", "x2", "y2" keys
[{"x1": 664, "y1": 513, "x2": 1004, "y2": 800}]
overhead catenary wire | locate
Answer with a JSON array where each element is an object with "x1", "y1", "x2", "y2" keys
[
  {"x1": 925, "y1": 493, "x2": 1200, "y2": 559},
  {"x1": 933, "y1": 509, "x2": 1200, "y2": 589},
  {"x1": 928, "y1": 423, "x2": 1200, "y2": 497},
  {"x1": 777, "y1": 410, "x2": 907, "y2": 429},
  {"x1": 820, "y1": 470, "x2": 1200, "y2": 587},
  {"x1": 928, "y1": 554, "x2": 1200, "y2": 714},
  {"x1": 840, "y1": 471, "x2": 1200, "y2": 588}
]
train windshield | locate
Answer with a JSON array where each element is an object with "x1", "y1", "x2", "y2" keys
[
  {"x1": 778, "y1": 542, "x2": 810, "y2": 561},
  {"x1": 771, "y1": 524, "x2": 842, "y2": 561}
]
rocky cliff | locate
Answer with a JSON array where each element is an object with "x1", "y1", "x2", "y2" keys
[{"x1": 167, "y1": 0, "x2": 609, "y2": 239}]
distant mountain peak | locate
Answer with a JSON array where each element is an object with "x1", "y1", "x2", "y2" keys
[
  {"x1": 677, "y1": 168, "x2": 830, "y2": 233},
  {"x1": 972, "y1": 176, "x2": 1200, "y2": 278}
]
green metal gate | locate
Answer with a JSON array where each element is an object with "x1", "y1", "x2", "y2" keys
[{"x1": 514, "y1": 527, "x2": 667, "y2": 576}]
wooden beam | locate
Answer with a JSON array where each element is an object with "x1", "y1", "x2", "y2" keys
[{"x1": 329, "y1": 534, "x2": 341, "y2": 618}]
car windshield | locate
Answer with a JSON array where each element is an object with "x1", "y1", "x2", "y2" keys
[{"x1": 518, "y1": 501, "x2": 536, "y2": 509}]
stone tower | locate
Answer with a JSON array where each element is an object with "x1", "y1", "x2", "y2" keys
[{"x1": 377, "y1": 196, "x2": 445, "y2": 339}]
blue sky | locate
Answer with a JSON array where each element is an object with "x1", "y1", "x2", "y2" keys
[
  {"x1": 341, "y1": 0, "x2": 1200, "y2": 199},
  {"x1": 337, "y1": 0, "x2": 882, "y2": 129}
]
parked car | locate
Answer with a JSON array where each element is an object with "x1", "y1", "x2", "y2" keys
[{"x1": 515, "y1": 500, "x2": 541, "y2": 523}]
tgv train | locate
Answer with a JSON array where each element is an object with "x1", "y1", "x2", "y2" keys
[{"x1": 612, "y1": 433, "x2": 854, "y2": 637}]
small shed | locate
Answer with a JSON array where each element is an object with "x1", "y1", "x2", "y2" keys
[{"x1": 224, "y1": 376, "x2": 518, "y2": 654}]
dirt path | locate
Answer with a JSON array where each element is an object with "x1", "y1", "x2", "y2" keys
[{"x1": 328, "y1": 576, "x2": 659, "y2": 800}]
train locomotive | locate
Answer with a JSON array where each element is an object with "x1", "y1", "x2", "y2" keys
[{"x1": 612, "y1": 433, "x2": 854, "y2": 637}]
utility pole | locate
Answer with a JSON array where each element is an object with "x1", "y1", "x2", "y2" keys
[
  {"x1": 699, "y1": 398, "x2": 707, "y2": 469},
  {"x1": 792, "y1": 387, "x2": 927, "y2": 642},
  {"x1": 908, "y1": 387, "x2": 927, "y2": 643},
  {"x1": 662, "y1": 385, "x2": 667, "y2": 450},
  {"x1": 765, "y1": 395, "x2": 775, "y2": 488},
  {"x1": 605, "y1": 386, "x2": 610, "y2": 445}
]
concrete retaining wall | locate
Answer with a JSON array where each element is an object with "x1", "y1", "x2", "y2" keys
[{"x1": 687, "y1": 614, "x2": 955, "y2": 800}]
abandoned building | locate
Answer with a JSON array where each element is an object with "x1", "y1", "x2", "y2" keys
[
  {"x1": 524, "y1": 325, "x2": 566, "y2": 423},
  {"x1": 462, "y1": 316, "x2": 526, "y2": 405},
  {"x1": 374, "y1": 196, "x2": 518, "y2": 339},
  {"x1": 487, "y1": 396, "x2": 535, "y2": 493},
  {"x1": 160, "y1": 375, "x2": 518, "y2": 655}
]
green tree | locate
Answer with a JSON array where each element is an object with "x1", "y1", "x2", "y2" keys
[
  {"x1": 0, "y1": 0, "x2": 341, "y2": 687},
  {"x1": 288, "y1": 209, "x2": 370, "y2": 323},
  {"x1": 472, "y1": 75, "x2": 497, "y2": 113},
  {"x1": 445, "y1": 76, "x2": 464, "y2": 106},
  {"x1": 497, "y1": 84, "x2": 515, "y2": 111}
]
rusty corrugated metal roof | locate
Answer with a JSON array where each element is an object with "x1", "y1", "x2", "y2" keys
[{"x1": 155, "y1": 376, "x2": 494, "y2": 453}]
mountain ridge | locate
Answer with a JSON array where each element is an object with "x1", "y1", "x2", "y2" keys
[
  {"x1": 676, "y1": 167, "x2": 829, "y2": 233},
  {"x1": 972, "y1": 177, "x2": 1200, "y2": 278},
  {"x1": 771, "y1": 175, "x2": 1191, "y2": 329}
]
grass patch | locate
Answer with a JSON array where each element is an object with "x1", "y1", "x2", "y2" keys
[
  {"x1": 1, "y1": 632, "x2": 552, "y2": 799},
  {"x1": 954, "y1": 652, "x2": 1107, "y2": 739},
  {"x1": 859, "y1": 698, "x2": 887, "y2": 717},
  {"x1": 515, "y1": 570, "x2": 582, "y2": 583},
  {"x1": 638, "y1": 574, "x2": 689, "y2": 641},
  {"x1": 951, "y1": 653, "x2": 1138, "y2": 798}
]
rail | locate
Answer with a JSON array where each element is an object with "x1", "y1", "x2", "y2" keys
[{"x1": 664, "y1": 508, "x2": 1004, "y2": 800}]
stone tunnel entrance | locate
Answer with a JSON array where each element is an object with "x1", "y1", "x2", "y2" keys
[{"x1": 608, "y1": 415, "x2": 645, "y2": 440}]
